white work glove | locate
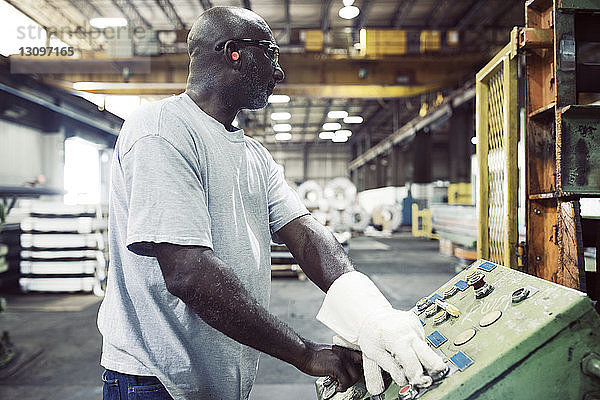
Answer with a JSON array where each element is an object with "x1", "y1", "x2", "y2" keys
[{"x1": 317, "y1": 271, "x2": 446, "y2": 395}]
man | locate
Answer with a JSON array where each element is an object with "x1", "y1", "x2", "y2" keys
[{"x1": 98, "y1": 6, "x2": 445, "y2": 400}]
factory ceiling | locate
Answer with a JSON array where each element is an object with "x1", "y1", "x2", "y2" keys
[{"x1": 5, "y1": 0, "x2": 524, "y2": 144}]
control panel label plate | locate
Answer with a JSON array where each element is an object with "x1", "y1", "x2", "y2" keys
[
  {"x1": 427, "y1": 330, "x2": 448, "y2": 348},
  {"x1": 478, "y1": 261, "x2": 497, "y2": 272},
  {"x1": 450, "y1": 351, "x2": 474, "y2": 371}
]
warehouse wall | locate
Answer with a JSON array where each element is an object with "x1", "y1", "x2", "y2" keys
[
  {"x1": 265, "y1": 143, "x2": 351, "y2": 188},
  {"x1": 0, "y1": 119, "x2": 64, "y2": 188}
]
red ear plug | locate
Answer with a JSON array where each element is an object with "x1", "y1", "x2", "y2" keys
[{"x1": 231, "y1": 52, "x2": 239, "y2": 60}]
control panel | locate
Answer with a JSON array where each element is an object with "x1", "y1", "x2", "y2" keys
[{"x1": 316, "y1": 259, "x2": 600, "y2": 400}]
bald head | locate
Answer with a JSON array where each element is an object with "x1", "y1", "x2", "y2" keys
[
  {"x1": 188, "y1": 7, "x2": 272, "y2": 61},
  {"x1": 185, "y1": 6, "x2": 284, "y2": 123}
]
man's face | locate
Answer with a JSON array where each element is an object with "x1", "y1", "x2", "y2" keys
[{"x1": 236, "y1": 31, "x2": 284, "y2": 110}]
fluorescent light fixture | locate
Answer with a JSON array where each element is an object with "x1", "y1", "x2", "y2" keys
[
  {"x1": 319, "y1": 131, "x2": 334, "y2": 140},
  {"x1": 90, "y1": 17, "x2": 127, "y2": 28},
  {"x1": 275, "y1": 132, "x2": 292, "y2": 141},
  {"x1": 343, "y1": 0, "x2": 355, "y2": 5},
  {"x1": 335, "y1": 129, "x2": 352, "y2": 137},
  {"x1": 344, "y1": 115, "x2": 363, "y2": 124},
  {"x1": 268, "y1": 94, "x2": 290, "y2": 103},
  {"x1": 338, "y1": 5, "x2": 360, "y2": 20},
  {"x1": 273, "y1": 123, "x2": 292, "y2": 132},
  {"x1": 322, "y1": 122, "x2": 341, "y2": 131},
  {"x1": 327, "y1": 110, "x2": 349, "y2": 119},
  {"x1": 271, "y1": 112, "x2": 291, "y2": 121},
  {"x1": 332, "y1": 135, "x2": 349, "y2": 143}
]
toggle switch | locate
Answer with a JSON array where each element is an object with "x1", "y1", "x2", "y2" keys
[{"x1": 435, "y1": 299, "x2": 461, "y2": 318}]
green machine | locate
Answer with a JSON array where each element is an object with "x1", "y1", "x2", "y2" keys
[{"x1": 316, "y1": 260, "x2": 600, "y2": 400}]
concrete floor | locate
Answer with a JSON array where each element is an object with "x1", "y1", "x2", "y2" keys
[{"x1": 0, "y1": 233, "x2": 457, "y2": 400}]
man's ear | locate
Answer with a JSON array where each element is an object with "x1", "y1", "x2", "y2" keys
[{"x1": 224, "y1": 41, "x2": 242, "y2": 70}]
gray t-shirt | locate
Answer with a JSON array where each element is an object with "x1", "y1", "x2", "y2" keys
[{"x1": 97, "y1": 93, "x2": 309, "y2": 399}]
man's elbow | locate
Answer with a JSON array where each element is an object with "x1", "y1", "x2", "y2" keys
[{"x1": 163, "y1": 271, "x2": 192, "y2": 300}]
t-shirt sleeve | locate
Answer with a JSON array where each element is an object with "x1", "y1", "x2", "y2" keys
[
  {"x1": 121, "y1": 135, "x2": 212, "y2": 257},
  {"x1": 267, "y1": 157, "x2": 309, "y2": 244}
]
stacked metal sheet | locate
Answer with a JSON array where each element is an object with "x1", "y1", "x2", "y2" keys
[
  {"x1": 431, "y1": 204, "x2": 478, "y2": 249},
  {"x1": 15, "y1": 203, "x2": 106, "y2": 295},
  {"x1": 0, "y1": 223, "x2": 23, "y2": 293},
  {"x1": 0, "y1": 244, "x2": 7, "y2": 274}
]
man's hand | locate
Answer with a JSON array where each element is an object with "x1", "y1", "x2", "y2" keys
[
  {"x1": 357, "y1": 310, "x2": 445, "y2": 394},
  {"x1": 317, "y1": 271, "x2": 447, "y2": 395},
  {"x1": 298, "y1": 342, "x2": 363, "y2": 392}
]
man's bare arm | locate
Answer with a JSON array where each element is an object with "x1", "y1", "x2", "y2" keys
[
  {"x1": 154, "y1": 243, "x2": 361, "y2": 389},
  {"x1": 275, "y1": 215, "x2": 355, "y2": 292}
]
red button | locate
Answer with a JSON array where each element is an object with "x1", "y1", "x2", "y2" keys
[{"x1": 400, "y1": 385, "x2": 412, "y2": 394}]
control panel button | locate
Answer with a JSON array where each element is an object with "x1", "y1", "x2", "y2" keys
[
  {"x1": 453, "y1": 328, "x2": 476, "y2": 346},
  {"x1": 468, "y1": 273, "x2": 494, "y2": 299},
  {"x1": 433, "y1": 310, "x2": 448, "y2": 324},
  {"x1": 480, "y1": 310, "x2": 502, "y2": 327},
  {"x1": 443, "y1": 285, "x2": 458, "y2": 299},
  {"x1": 512, "y1": 287, "x2": 530, "y2": 303},
  {"x1": 467, "y1": 272, "x2": 485, "y2": 288},
  {"x1": 398, "y1": 384, "x2": 418, "y2": 400},
  {"x1": 416, "y1": 297, "x2": 430, "y2": 312},
  {"x1": 466, "y1": 270, "x2": 479, "y2": 280},
  {"x1": 425, "y1": 304, "x2": 438, "y2": 317}
]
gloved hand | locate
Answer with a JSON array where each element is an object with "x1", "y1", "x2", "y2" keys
[{"x1": 317, "y1": 271, "x2": 446, "y2": 395}]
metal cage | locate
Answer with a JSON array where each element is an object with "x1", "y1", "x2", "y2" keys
[{"x1": 476, "y1": 43, "x2": 518, "y2": 268}]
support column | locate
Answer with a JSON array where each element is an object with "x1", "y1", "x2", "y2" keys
[
  {"x1": 412, "y1": 130, "x2": 432, "y2": 184},
  {"x1": 448, "y1": 105, "x2": 473, "y2": 183}
]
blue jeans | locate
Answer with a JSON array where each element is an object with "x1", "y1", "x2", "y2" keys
[{"x1": 102, "y1": 369, "x2": 174, "y2": 400}]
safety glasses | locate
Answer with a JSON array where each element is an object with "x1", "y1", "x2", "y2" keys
[{"x1": 215, "y1": 39, "x2": 280, "y2": 65}]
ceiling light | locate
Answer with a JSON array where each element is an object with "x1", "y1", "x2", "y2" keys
[
  {"x1": 323, "y1": 122, "x2": 341, "y2": 131},
  {"x1": 471, "y1": 136, "x2": 479, "y2": 145},
  {"x1": 273, "y1": 123, "x2": 292, "y2": 132},
  {"x1": 343, "y1": 115, "x2": 363, "y2": 124},
  {"x1": 327, "y1": 110, "x2": 349, "y2": 119},
  {"x1": 332, "y1": 135, "x2": 349, "y2": 143},
  {"x1": 338, "y1": 5, "x2": 360, "y2": 20},
  {"x1": 271, "y1": 112, "x2": 291, "y2": 120},
  {"x1": 232, "y1": 119, "x2": 239, "y2": 127},
  {"x1": 319, "y1": 131, "x2": 334, "y2": 140},
  {"x1": 343, "y1": 0, "x2": 355, "y2": 5},
  {"x1": 90, "y1": 18, "x2": 127, "y2": 28},
  {"x1": 335, "y1": 129, "x2": 352, "y2": 137},
  {"x1": 275, "y1": 132, "x2": 292, "y2": 141},
  {"x1": 268, "y1": 94, "x2": 290, "y2": 103}
]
